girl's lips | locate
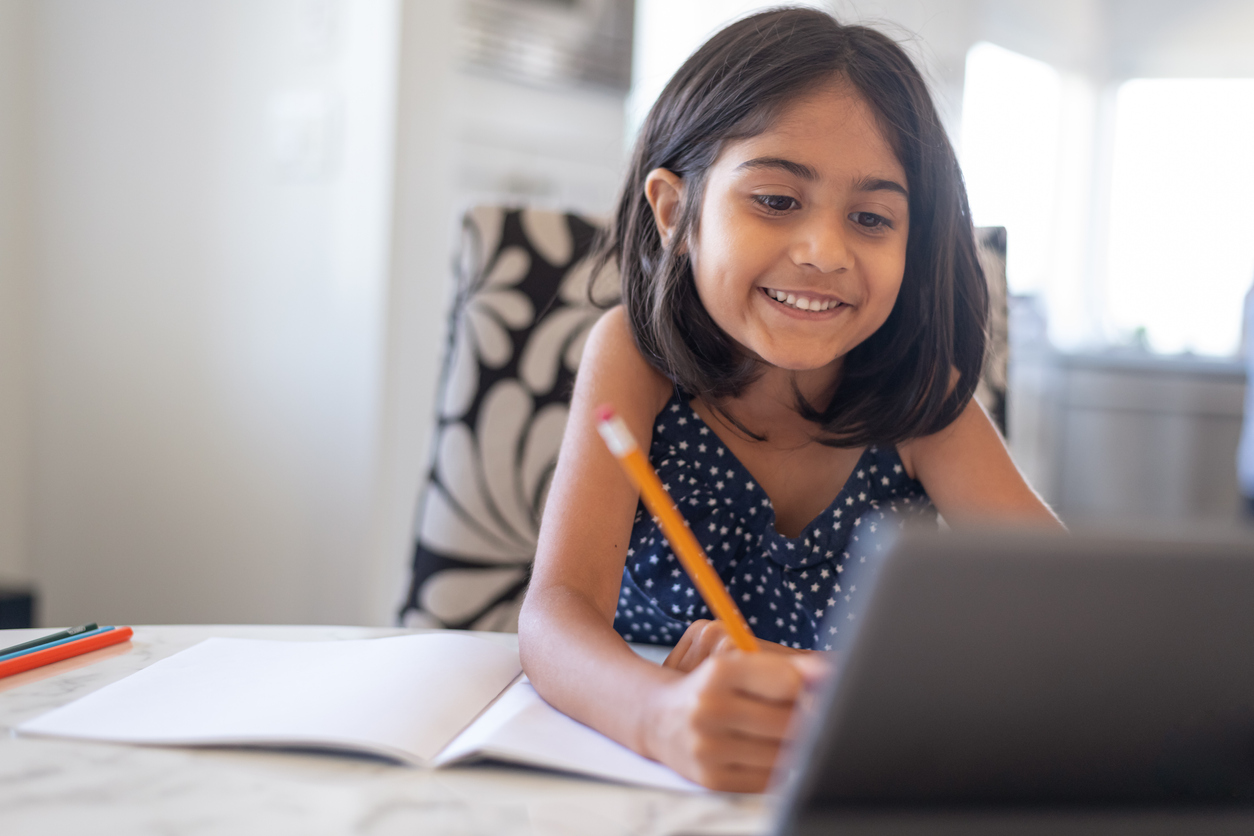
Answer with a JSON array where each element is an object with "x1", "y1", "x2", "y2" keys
[{"x1": 761, "y1": 286, "x2": 847, "y2": 314}]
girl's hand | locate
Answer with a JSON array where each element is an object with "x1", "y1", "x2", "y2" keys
[
  {"x1": 643, "y1": 650, "x2": 819, "y2": 792},
  {"x1": 663, "y1": 618, "x2": 804, "y2": 673}
]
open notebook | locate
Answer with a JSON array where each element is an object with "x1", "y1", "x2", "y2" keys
[{"x1": 16, "y1": 632, "x2": 700, "y2": 793}]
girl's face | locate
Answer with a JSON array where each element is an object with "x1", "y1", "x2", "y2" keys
[{"x1": 652, "y1": 82, "x2": 910, "y2": 380}]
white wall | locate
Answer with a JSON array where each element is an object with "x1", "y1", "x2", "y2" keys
[
  {"x1": 0, "y1": 0, "x2": 619, "y2": 629},
  {"x1": 21, "y1": 0, "x2": 402, "y2": 627},
  {"x1": 364, "y1": 0, "x2": 457, "y2": 627},
  {"x1": 0, "y1": 0, "x2": 34, "y2": 589}
]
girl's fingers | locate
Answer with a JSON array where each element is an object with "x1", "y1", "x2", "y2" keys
[
  {"x1": 695, "y1": 690, "x2": 796, "y2": 743},
  {"x1": 694, "y1": 730, "x2": 782, "y2": 771},
  {"x1": 653, "y1": 652, "x2": 816, "y2": 792},
  {"x1": 757, "y1": 638, "x2": 802, "y2": 655},
  {"x1": 789, "y1": 651, "x2": 836, "y2": 686},
  {"x1": 697, "y1": 763, "x2": 776, "y2": 794},
  {"x1": 664, "y1": 621, "x2": 811, "y2": 673},
  {"x1": 664, "y1": 619, "x2": 728, "y2": 672},
  {"x1": 713, "y1": 650, "x2": 806, "y2": 703},
  {"x1": 685, "y1": 654, "x2": 807, "y2": 744},
  {"x1": 662, "y1": 621, "x2": 702, "y2": 669}
]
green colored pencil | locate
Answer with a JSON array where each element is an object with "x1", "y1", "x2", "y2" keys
[{"x1": 0, "y1": 623, "x2": 98, "y2": 657}]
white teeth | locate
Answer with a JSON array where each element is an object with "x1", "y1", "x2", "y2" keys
[{"x1": 767, "y1": 287, "x2": 839, "y2": 312}]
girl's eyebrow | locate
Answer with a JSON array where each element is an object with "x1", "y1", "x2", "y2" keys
[
  {"x1": 857, "y1": 176, "x2": 909, "y2": 199},
  {"x1": 736, "y1": 157, "x2": 909, "y2": 199},
  {"x1": 736, "y1": 156, "x2": 818, "y2": 180}
]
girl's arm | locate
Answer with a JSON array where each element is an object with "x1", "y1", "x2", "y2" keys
[
  {"x1": 518, "y1": 307, "x2": 811, "y2": 792},
  {"x1": 899, "y1": 396, "x2": 1063, "y2": 527}
]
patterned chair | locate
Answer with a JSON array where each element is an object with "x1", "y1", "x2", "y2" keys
[
  {"x1": 973, "y1": 226, "x2": 1008, "y2": 436},
  {"x1": 400, "y1": 207, "x2": 613, "y2": 630},
  {"x1": 400, "y1": 212, "x2": 1009, "y2": 630}
]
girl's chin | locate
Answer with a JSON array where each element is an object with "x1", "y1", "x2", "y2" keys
[
  {"x1": 751, "y1": 348, "x2": 845, "y2": 375},
  {"x1": 724, "y1": 328, "x2": 849, "y2": 375}
]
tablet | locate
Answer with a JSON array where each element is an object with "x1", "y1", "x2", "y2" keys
[{"x1": 774, "y1": 527, "x2": 1254, "y2": 835}]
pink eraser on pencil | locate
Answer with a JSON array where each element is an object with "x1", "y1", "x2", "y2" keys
[{"x1": 594, "y1": 404, "x2": 616, "y2": 423}]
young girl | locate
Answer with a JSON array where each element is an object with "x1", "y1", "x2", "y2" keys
[{"x1": 518, "y1": 8, "x2": 1060, "y2": 792}]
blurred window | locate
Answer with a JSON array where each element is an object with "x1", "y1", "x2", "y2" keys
[
  {"x1": 629, "y1": 0, "x2": 828, "y2": 135},
  {"x1": 1105, "y1": 79, "x2": 1254, "y2": 356},
  {"x1": 960, "y1": 42, "x2": 1062, "y2": 298}
]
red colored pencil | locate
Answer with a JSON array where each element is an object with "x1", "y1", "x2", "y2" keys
[{"x1": 0, "y1": 626, "x2": 133, "y2": 678}]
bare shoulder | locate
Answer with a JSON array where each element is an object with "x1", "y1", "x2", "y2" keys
[
  {"x1": 576, "y1": 306, "x2": 673, "y2": 426},
  {"x1": 897, "y1": 397, "x2": 1060, "y2": 527},
  {"x1": 896, "y1": 367, "x2": 974, "y2": 479},
  {"x1": 529, "y1": 305, "x2": 674, "y2": 610},
  {"x1": 896, "y1": 396, "x2": 987, "y2": 477}
]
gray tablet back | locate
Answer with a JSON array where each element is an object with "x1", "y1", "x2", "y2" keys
[{"x1": 774, "y1": 528, "x2": 1254, "y2": 834}]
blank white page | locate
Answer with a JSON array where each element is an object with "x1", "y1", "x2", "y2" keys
[
  {"x1": 434, "y1": 679, "x2": 703, "y2": 793},
  {"x1": 18, "y1": 633, "x2": 522, "y2": 764}
]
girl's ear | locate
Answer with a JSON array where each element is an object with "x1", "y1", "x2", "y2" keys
[{"x1": 644, "y1": 168, "x2": 685, "y2": 248}]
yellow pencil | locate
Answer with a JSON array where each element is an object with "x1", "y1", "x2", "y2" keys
[{"x1": 595, "y1": 404, "x2": 758, "y2": 652}]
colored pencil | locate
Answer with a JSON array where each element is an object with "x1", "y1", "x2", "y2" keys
[
  {"x1": 0, "y1": 623, "x2": 98, "y2": 657},
  {"x1": 0, "y1": 626, "x2": 133, "y2": 678},
  {"x1": 596, "y1": 404, "x2": 758, "y2": 652},
  {"x1": 0, "y1": 625, "x2": 115, "y2": 662}
]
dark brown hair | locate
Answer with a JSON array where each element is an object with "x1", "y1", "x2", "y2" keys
[{"x1": 596, "y1": 7, "x2": 988, "y2": 446}]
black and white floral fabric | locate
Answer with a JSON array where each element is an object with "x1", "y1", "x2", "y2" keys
[
  {"x1": 400, "y1": 207, "x2": 612, "y2": 631},
  {"x1": 974, "y1": 226, "x2": 1008, "y2": 435}
]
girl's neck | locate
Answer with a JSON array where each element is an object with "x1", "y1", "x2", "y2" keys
[{"x1": 702, "y1": 360, "x2": 841, "y2": 447}]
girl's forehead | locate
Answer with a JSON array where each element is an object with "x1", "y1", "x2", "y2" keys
[
  {"x1": 719, "y1": 83, "x2": 903, "y2": 172},
  {"x1": 786, "y1": 85, "x2": 871, "y2": 125}
]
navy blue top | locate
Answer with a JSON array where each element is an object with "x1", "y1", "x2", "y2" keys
[{"x1": 613, "y1": 390, "x2": 936, "y2": 649}]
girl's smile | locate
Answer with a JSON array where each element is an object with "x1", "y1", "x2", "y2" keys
[
  {"x1": 649, "y1": 80, "x2": 911, "y2": 384},
  {"x1": 760, "y1": 286, "x2": 847, "y2": 315}
]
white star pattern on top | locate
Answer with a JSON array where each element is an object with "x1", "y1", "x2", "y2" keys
[{"x1": 614, "y1": 390, "x2": 937, "y2": 649}]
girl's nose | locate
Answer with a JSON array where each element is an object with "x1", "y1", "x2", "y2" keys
[{"x1": 791, "y1": 214, "x2": 851, "y2": 274}]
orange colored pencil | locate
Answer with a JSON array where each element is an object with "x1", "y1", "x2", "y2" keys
[
  {"x1": 0, "y1": 626, "x2": 133, "y2": 678},
  {"x1": 596, "y1": 405, "x2": 757, "y2": 652}
]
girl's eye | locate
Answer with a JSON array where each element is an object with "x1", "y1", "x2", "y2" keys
[
  {"x1": 851, "y1": 211, "x2": 891, "y2": 229},
  {"x1": 754, "y1": 195, "x2": 799, "y2": 213}
]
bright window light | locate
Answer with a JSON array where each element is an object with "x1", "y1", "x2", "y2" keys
[
  {"x1": 629, "y1": 0, "x2": 829, "y2": 138},
  {"x1": 960, "y1": 42, "x2": 1063, "y2": 297},
  {"x1": 1105, "y1": 79, "x2": 1254, "y2": 356}
]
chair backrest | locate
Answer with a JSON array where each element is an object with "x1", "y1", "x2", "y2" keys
[
  {"x1": 400, "y1": 206, "x2": 612, "y2": 631},
  {"x1": 400, "y1": 213, "x2": 1010, "y2": 630},
  {"x1": 974, "y1": 226, "x2": 1008, "y2": 436}
]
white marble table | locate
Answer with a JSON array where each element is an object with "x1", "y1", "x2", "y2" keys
[{"x1": 0, "y1": 625, "x2": 772, "y2": 836}]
